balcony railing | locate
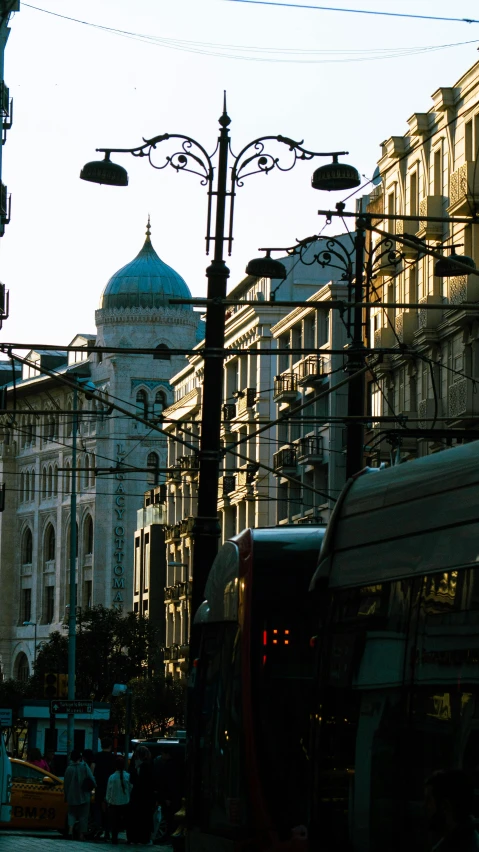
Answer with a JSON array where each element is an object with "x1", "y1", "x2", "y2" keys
[
  {"x1": 179, "y1": 516, "x2": 195, "y2": 536},
  {"x1": 273, "y1": 374, "x2": 298, "y2": 401},
  {"x1": 295, "y1": 355, "x2": 325, "y2": 385},
  {"x1": 448, "y1": 162, "x2": 479, "y2": 216},
  {"x1": 417, "y1": 196, "x2": 444, "y2": 240},
  {"x1": 297, "y1": 435, "x2": 324, "y2": 463},
  {"x1": 166, "y1": 465, "x2": 181, "y2": 484},
  {"x1": 237, "y1": 388, "x2": 256, "y2": 414},
  {"x1": 222, "y1": 475, "x2": 235, "y2": 496},
  {"x1": 273, "y1": 446, "x2": 297, "y2": 472},
  {"x1": 164, "y1": 524, "x2": 181, "y2": 543},
  {"x1": 222, "y1": 403, "x2": 236, "y2": 423},
  {"x1": 165, "y1": 585, "x2": 180, "y2": 602},
  {"x1": 178, "y1": 581, "x2": 192, "y2": 599},
  {"x1": 178, "y1": 455, "x2": 198, "y2": 471}
]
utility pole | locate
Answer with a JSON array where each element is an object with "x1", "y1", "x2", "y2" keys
[
  {"x1": 346, "y1": 215, "x2": 367, "y2": 478},
  {"x1": 66, "y1": 384, "x2": 77, "y2": 756}
]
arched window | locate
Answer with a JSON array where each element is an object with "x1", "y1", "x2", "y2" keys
[
  {"x1": 89, "y1": 454, "x2": 95, "y2": 487},
  {"x1": 23, "y1": 527, "x2": 33, "y2": 564},
  {"x1": 154, "y1": 343, "x2": 171, "y2": 361},
  {"x1": 21, "y1": 416, "x2": 27, "y2": 448},
  {"x1": 42, "y1": 468, "x2": 47, "y2": 499},
  {"x1": 153, "y1": 390, "x2": 166, "y2": 420},
  {"x1": 147, "y1": 451, "x2": 160, "y2": 485},
  {"x1": 65, "y1": 462, "x2": 71, "y2": 495},
  {"x1": 26, "y1": 418, "x2": 34, "y2": 446},
  {"x1": 20, "y1": 471, "x2": 24, "y2": 503},
  {"x1": 25, "y1": 470, "x2": 30, "y2": 502},
  {"x1": 84, "y1": 456, "x2": 90, "y2": 488},
  {"x1": 66, "y1": 399, "x2": 73, "y2": 438},
  {"x1": 48, "y1": 466, "x2": 53, "y2": 497},
  {"x1": 84, "y1": 515, "x2": 93, "y2": 556},
  {"x1": 16, "y1": 652, "x2": 29, "y2": 683},
  {"x1": 136, "y1": 389, "x2": 148, "y2": 419},
  {"x1": 53, "y1": 465, "x2": 58, "y2": 496},
  {"x1": 31, "y1": 469, "x2": 35, "y2": 500},
  {"x1": 45, "y1": 524, "x2": 55, "y2": 562}
]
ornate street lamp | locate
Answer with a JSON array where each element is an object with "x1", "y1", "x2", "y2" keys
[
  {"x1": 80, "y1": 95, "x2": 357, "y2": 629},
  {"x1": 434, "y1": 246, "x2": 476, "y2": 277}
]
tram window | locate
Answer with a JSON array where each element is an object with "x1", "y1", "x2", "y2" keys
[{"x1": 333, "y1": 584, "x2": 389, "y2": 624}]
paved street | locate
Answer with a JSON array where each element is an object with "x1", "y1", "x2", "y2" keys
[{"x1": 0, "y1": 830, "x2": 172, "y2": 849}]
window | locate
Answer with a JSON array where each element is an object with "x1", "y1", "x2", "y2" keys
[
  {"x1": 23, "y1": 528, "x2": 33, "y2": 564},
  {"x1": 153, "y1": 390, "x2": 166, "y2": 419},
  {"x1": 16, "y1": 651, "x2": 29, "y2": 682},
  {"x1": 42, "y1": 468, "x2": 47, "y2": 499},
  {"x1": 147, "y1": 452, "x2": 160, "y2": 485},
  {"x1": 154, "y1": 343, "x2": 171, "y2": 361},
  {"x1": 22, "y1": 589, "x2": 32, "y2": 623},
  {"x1": 433, "y1": 148, "x2": 442, "y2": 197},
  {"x1": 84, "y1": 455, "x2": 90, "y2": 488},
  {"x1": 136, "y1": 389, "x2": 148, "y2": 419},
  {"x1": 53, "y1": 465, "x2": 58, "y2": 496},
  {"x1": 466, "y1": 119, "x2": 473, "y2": 162},
  {"x1": 25, "y1": 470, "x2": 30, "y2": 502},
  {"x1": 45, "y1": 585, "x2": 54, "y2": 624},
  {"x1": 84, "y1": 515, "x2": 93, "y2": 556},
  {"x1": 31, "y1": 469, "x2": 35, "y2": 500},
  {"x1": 388, "y1": 189, "x2": 396, "y2": 234},
  {"x1": 144, "y1": 532, "x2": 150, "y2": 592},
  {"x1": 48, "y1": 466, "x2": 53, "y2": 497},
  {"x1": 45, "y1": 524, "x2": 55, "y2": 562},
  {"x1": 20, "y1": 471, "x2": 24, "y2": 503},
  {"x1": 410, "y1": 170, "x2": 418, "y2": 219},
  {"x1": 65, "y1": 462, "x2": 71, "y2": 495},
  {"x1": 84, "y1": 580, "x2": 92, "y2": 610}
]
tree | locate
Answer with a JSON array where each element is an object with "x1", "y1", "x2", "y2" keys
[
  {"x1": 32, "y1": 605, "x2": 161, "y2": 702},
  {"x1": 128, "y1": 674, "x2": 186, "y2": 738}
]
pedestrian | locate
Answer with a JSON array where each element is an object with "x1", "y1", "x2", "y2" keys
[
  {"x1": 106, "y1": 756, "x2": 132, "y2": 845},
  {"x1": 27, "y1": 747, "x2": 50, "y2": 772},
  {"x1": 83, "y1": 748, "x2": 96, "y2": 773},
  {"x1": 153, "y1": 748, "x2": 182, "y2": 839},
  {"x1": 93, "y1": 735, "x2": 116, "y2": 841},
  {"x1": 425, "y1": 769, "x2": 479, "y2": 851},
  {"x1": 127, "y1": 745, "x2": 156, "y2": 845},
  {"x1": 63, "y1": 749, "x2": 96, "y2": 841}
]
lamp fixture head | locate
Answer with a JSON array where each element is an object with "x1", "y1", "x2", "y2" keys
[
  {"x1": 245, "y1": 251, "x2": 287, "y2": 280},
  {"x1": 80, "y1": 152, "x2": 129, "y2": 187},
  {"x1": 434, "y1": 246, "x2": 476, "y2": 277},
  {"x1": 312, "y1": 154, "x2": 361, "y2": 192}
]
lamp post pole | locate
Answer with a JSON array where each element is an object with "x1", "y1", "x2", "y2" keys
[
  {"x1": 345, "y1": 215, "x2": 367, "y2": 478},
  {"x1": 66, "y1": 384, "x2": 78, "y2": 757},
  {"x1": 80, "y1": 102, "x2": 359, "y2": 631}
]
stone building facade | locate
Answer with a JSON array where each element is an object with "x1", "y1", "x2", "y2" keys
[
  {"x1": 365, "y1": 59, "x2": 479, "y2": 463},
  {"x1": 0, "y1": 224, "x2": 201, "y2": 678},
  {"x1": 161, "y1": 244, "x2": 352, "y2": 678}
]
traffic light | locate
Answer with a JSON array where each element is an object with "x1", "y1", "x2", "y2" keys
[{"x1": 44, "y1": 672, "x2": 68, "y2": 699}]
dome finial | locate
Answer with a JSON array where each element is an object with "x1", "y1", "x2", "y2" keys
[{"x1": 146, "y1": 214, "x2": 151, "y2": 242}]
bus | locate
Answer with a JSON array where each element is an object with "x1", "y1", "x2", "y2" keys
[
  {"x1": 308, "y1": 440, "x2": 479, "y2": 852},
  {"x1": 188, "y1": 525, "x2": 326, "y2": 852}
]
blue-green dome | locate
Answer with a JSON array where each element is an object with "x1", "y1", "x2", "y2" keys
[{"x1": 100, "y1": 223, "x2": 191, "y2": 311}]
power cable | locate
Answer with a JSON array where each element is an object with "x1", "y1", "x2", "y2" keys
[{"x1": 226, "y1": 1, "x2": 479, "y2": 25}]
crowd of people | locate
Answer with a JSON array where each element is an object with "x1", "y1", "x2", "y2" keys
[{"x1": 61, "y1": 737, "x2": 182, "y2": 844}]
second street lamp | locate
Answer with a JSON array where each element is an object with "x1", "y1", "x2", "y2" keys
[{"x1": 80, "y1": 95, "x2": 359, "y2": 632}]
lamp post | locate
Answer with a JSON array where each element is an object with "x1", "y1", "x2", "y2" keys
[
  {"x1": 80, "y1": 96, "x2": 359, "y2": 626},
  {"x1": 23, "y1": 620, "x2": 37, "y2": 667}
]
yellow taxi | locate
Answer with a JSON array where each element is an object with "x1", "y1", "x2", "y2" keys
[{"x1": 0, "y1": 758, "x2": 68, "y2": 832}]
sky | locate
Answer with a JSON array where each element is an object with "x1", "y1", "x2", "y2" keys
[{"x1": 2, "y1": 0, "x2": 479, "y2": 347}]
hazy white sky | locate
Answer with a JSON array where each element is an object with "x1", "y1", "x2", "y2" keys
[{"x1": 2, "y1": 0, "x2": 479, "y2": 346}]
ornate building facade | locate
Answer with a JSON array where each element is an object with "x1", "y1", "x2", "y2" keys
[
  {"x1": 365, "y1": 59, "x2": 479, "y2": 463},
  {"x1": 0, "y1": 223, "x2": 201, "y2": 678}
]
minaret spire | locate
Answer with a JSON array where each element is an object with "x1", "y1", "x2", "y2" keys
[{"x1": 145, "y1": 214, "x2": 151, "y2": 242}]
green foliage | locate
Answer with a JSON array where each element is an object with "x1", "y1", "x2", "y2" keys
[
  {"x1": 129, "y1": 674, "x2": 186, "y2": 738},
  {"x1": 32, "y1": 605, "x2": 161, "y2": 702}
]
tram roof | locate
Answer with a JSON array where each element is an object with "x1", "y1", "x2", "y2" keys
[{"x1": 312, "y1": 441, "x2": 479, "y2": 590}]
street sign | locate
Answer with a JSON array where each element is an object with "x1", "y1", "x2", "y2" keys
[
  {"x1": 50, "y1": 700, "x2": 93, "y2": 715},
  {"x1": 0, "y1": 709, "x2": 12, "y2": 726}
]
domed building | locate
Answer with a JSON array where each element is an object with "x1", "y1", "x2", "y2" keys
[{"x1": 0, "y1": 221, "x2": 202, "y2": 682}]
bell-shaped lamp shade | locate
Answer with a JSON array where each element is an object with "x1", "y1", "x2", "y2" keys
[
  {"x1": 80, "y1": 152, "x2": 129, "y2": 187},
  {"x1": 312, "y1": 154, "x2": 361, "y2": 192},
  {"x1": 434, "y1": 248, "x2": 476, "y2": 277},
  {"x1": 245, "y1": 254, "x2": 287, "y2": 280}
]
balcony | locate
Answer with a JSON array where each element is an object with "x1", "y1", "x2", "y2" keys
[
  {"x1": 373, "y1": 255, "x2": 399, "y2": 279},
  {"x1": 166, "y1": 465, "x2": 181, "y2": 484},
  {"x1": 179, "y1": 516, "x2": 195, "y2": 536},
  {"x1": 418, "y1": 398, "x2": 443, "y2": 429},
  {"x1": 178, "y1": 581, "x2": 192, "y2": 600},
  {"x1": 236, "y1": 388, "x2": 256, "y2": 414},
  {"x1": 448, "y1": 275, "x2": 479, "y2": 305},
  {"x1": 395, "y1": 219, "x2": 420, "y2": 259},
  {"x1": 295, "y1": 355, "x2": 325, "y2": 385},
  {"x1": 164, "y1": 585, "x2": 180, "y2": 603},
  {"x1": 222, "y1": 403, "x2": 236, "y2": 423},
  {"x1": 297, "y1": 435, "x2": 324, "y2": 464},
  {"x1": 273, "y1": 446, "x2": 297, "y2": 473},
  {"x1": 448, "y1": 162, "x2": 479, "y2": 216},
  {"x1": 417, "y1": 295, "x2": 443, "y2": 331},
  {"x1": 164, "y1": 524, "x2": 181, "y2": 543},
  {"x1": 416, "y1": 196, "x2": 445, "y2": 240},
  {"x1": 448, "y1": 378, "x2": 477, "y2": 422},
  {"x1": 222, "y1": 474, "x2": 235, "y2": 496},
  {"x1": 395, "y1": 311, "x2": 418, "y2": 344},
  {"x1": 374, "y1": 326, "x2": 397, "y2": 348},
  {"x1": 273, "y1": 374, "x2": 298, "y2": 402}
]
